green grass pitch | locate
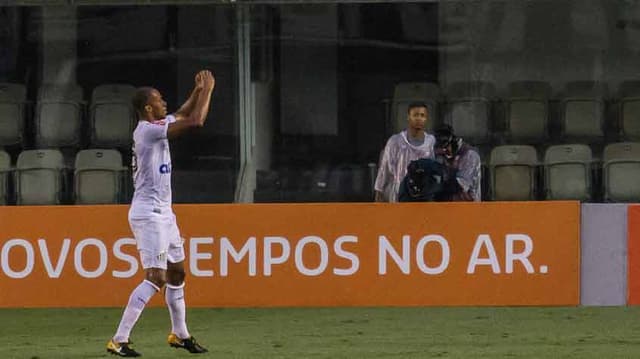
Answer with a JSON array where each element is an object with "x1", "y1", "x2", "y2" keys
[{"x1": 2, "y1": 307, "x2": 640, "y2": 358}]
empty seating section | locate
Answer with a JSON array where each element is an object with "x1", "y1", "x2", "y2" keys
[
  {"x1": 445, "y1": 81, "x2": 496, "y2": 145},
  {"x1": 489, "y1": 145, "x2": 538, "y2": 201},
  {"x1": 603, "y1": 142, "x2": 640, "y2": 202},
  {"x1": 0, "y1": 83, "x2": 26, "y2": 147},
  {"x1": 15, "y1": 149, "x2": 66, "y2": 205},
  {"x1": 90, "y1": 84, "x2": 136, "y2": 148},
  {"x1": 74, "y1": 149, "x2": 126, "y2": 204},
  {"x1": 505, "y1": 81, "x2": 551, "y2": 144},
  {"x1": 560, "y1": 81, "x2": 607, "y2": 141},
  {"x1": 35, "y1": 84, "x2": 84, "y2": 148},
  {"x1": 391, "y1": 82, "x2": 441, "y2": 133},
  {"x1": 4, "y1": 79, "x2": 640, "y2": 204},
  {"x1": 0, "y1": 150, "x2": 10, "y2": 204},
  {"x1": 544, "y1": 144, "x2": 592, "y2": 201}
]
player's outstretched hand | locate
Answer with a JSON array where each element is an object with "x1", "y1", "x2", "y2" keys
[
  {"x1": 195, "y1": 71, "x2": 205, "y2": 90},
  {"x1": 202, "y1": 70, "x2": 215, "y2": 92}
]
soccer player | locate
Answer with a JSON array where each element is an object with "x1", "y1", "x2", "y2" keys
[
  {"x1": 107, "y1": 70, "x2": 215, "y2": 357},
  {"x1": 374, "y1": 102, "x2": 436, "y2": 202}
]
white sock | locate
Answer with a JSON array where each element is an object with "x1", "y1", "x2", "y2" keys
[
  {"x1": 165, "y1": 283, "x2": 190, "y2": 339},
  {"x1": 113, "y1": 280, "x2": 159, "y2": 343}
]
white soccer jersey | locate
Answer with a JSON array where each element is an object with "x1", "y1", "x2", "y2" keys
[{"x1": 129, "y1": 115, "x2": 176, "y2": 218}]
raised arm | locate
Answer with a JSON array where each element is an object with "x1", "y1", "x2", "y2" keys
[
  {"x1": 195, "y1": 71, "x2": 215, "y2": 126},
  {"x1": 168, "y1": 70, "x2": 215, "y2": 139},
  {"x1": 174, "y1": 76, "x2": 202, "y2": 118}
]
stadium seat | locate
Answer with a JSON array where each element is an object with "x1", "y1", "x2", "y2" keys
[
  {"x1": 35, "y1": 84, "x2": 84, "y2": 148},
  {"x1": 303, "y1": 165, "x2": 332, "y2": 202},
  {"x1": 0, "y1": 149, "x2": 11, "y2": 205},
  {"x1": 544, "y1": 144, "x2": 593, "y2": 201},
  {"x1": 489, "y1": 145, "x2": 538, "y2": 201},
  {"x1": 15, "y1": 149, "x2": 66, "y2": 205},
  {"x1": 0, "y1": 83, "x2": 27, "y2": 147},
  {"x1": 391, "y1": 82, "x2": 441, "y2": 134},
  {"x1": 254, "y1": 170, "x2": 283, "y2": 202},
  {"x1": 74, "y1": 149, "x2": 126, "y2": 204},
  {"x1": 325, "y1": 164, "x2": 368, "y2": 201},
  {"x1": 172, "y1": 169, "x2": 234, "y2": 203},
  {"x1": 90, "y1": 84, "x2": 136, "y2": 148},
  {"x1": 559, "y1": 81, "x2": 608, "y2": 142},
  {"x1": 444, "y1": 81, "x2": 496, "y2": 145},
  {"x1": 505, "y1": 81, "x2": 551, "y2": 144},
  {"x1": 603, "y1": 142, "x2": 640, "y2": 202},
  {"x1": 617, "y1": 81, "x2": 640, "y2": 141}
]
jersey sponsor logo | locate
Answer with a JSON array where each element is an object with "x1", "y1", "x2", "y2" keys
[
  {"x1": 159, "y1": 163, "x2": 172, "y2": 174},
  {"x1": 151, "y1": 120, "x2": 166, "y2": 126}
]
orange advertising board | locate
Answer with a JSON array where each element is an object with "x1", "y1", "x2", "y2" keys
[
  {"x1": 0, "y1": 202, "x2": 580, "y2": 307},
  {"x1": 628, "y1": 205, "x2": 640, "y2": 304}
]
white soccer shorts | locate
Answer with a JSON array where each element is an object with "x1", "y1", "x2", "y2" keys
[{"x1": 129, "y1": 214, "x2": 185, "y2": 270}]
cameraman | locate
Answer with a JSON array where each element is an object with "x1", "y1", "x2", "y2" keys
[{"x1": 433, "y1": 124, "x2": 481, "y2": 201}]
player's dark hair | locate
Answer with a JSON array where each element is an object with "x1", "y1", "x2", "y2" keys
[
  {"x1": 132, "y1": 87, "x2": 154, "y2": 119},
  {"x1": 434, "y1": 124, "x2": 455, "y2": 147},
  {"x1": 435, "y1": 124, "x2": 463, "y2": 154}
]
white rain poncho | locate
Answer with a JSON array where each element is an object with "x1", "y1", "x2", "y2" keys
[
  {"x1": 451, "y1": 144, "x2": 482, "y2": 202},
  {"x1": 374, "y1": 130, "x2": 435, "y2": 202}
]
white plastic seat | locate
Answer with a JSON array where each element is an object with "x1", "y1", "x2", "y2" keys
[
  {"x1": 560, "y1": 81, "x2": 608, "y2": 141},
  {"x1": 35, "y1": 84, "x2": 84, "y2": 148},
  {"x1": 0, "y1": 83, "x2": 27, "y2": 146},
  {"x1": 74, "y1": 149, "x2": 125, "y2": 204},
  {"x1": 0, "y1": 150, "x2": 11, "y2": 204},
  {"x1": 603, "y1": 142, "x2": 640, "y2": 202},
  {"x1": 505, "y1": 81, "x2": 551, "y2": 143},
  {"x1": 445, "y1": 81, "x2": 496, "y2": 144},
  {"x1": 489, "y1": 145, "x2": 538, "y2": 201},
  {"x1": 16, "y1": 149, "x2": 66, "y2": 205},
  {"x1": 617, "y1": 81, "x2": 640, "y2": 141},
  {"x1": 544, "y1": 144, "x2": 593, "y2": 201},
  {"x1": 90, "y1": 84, "x2": 136, "y2": 148}
]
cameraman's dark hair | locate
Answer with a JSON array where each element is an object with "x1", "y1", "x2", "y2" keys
[
  {"x1": 434, "y1": 124, "x2": 455, "y2": 148},
  {"x1": 132, "y1": 87, "x2": 154, "y2": 120},
  {"x1": 407, "y1": 102, "x2": 428, "y2": 114}
]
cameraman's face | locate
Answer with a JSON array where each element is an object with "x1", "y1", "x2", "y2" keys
[{"x1": 436, "y1": 144, "x2": 453, "y2": 159}]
